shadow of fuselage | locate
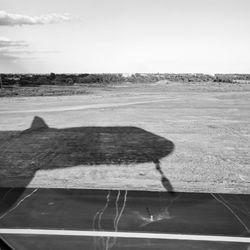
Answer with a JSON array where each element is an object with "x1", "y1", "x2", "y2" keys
[{"x1": 0, "y1": 116, "x2": 175, "y2": 214}]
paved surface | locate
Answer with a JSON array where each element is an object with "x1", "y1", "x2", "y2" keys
[{"x1": 0, "y1": 188, "x2": 250, "y2": 249}]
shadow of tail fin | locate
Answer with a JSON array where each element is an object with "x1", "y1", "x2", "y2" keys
[{"x1": 30, "y1": 116, "x2": 49, "y2": 131}]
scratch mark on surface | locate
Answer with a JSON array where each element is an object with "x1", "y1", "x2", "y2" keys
[
  {"x1": 211, "y1": 193, "x2": 250, "y2": 234},
  {"x1": 92, "y1": 208, "x2": 99, "y2": 250},
  {"x1": 115, "y1": 190, "x2": 127, "y2": 229},
  {"x1": 0, "y1": 188, "x2": 38, "y2": 220},
  {"x1": 113, "y1": 190, "x2": 121, "y2": 230},
  {"x1": 98, "y1": 191, "x2": 111, "y2": 231},
  {"x1": 105, "y1": 190, "x2": 121, "y2": 250},
  {"x1": 0, "y1": 188, "x2": 13, "y2": 204},
  {"x1": 236, "y1": 196, "x2": 250, "y2": 214},
  {"x1": 106, "y1": 190, "x2": 128, "y2": 250},
  {"x1": 92, "y1": 191, "x2": 111, "y2": 250},
  {"x1": 218, "y1": 194, "x2": 250, "y2": 216}
]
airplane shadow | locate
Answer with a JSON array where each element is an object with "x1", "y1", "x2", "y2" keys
[{"x1": 0, "y1": 116, "x2": 175, "y2": 215}]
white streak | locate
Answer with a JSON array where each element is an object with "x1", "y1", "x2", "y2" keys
[
  {"x1": 211, "y1": 193, "x2": 250, "y2": 234},
  {"x1": 218, "y1": 194, "x2": 250, "y2": 216},
  {"x1": 114, "y1": 190, "x2": 121, "y2": 230},
  {"x1": 0, "y1": 188, "x2": 13, "y2": 203},
  {"x1": 115, "y1": 190, "x2": 128, "y2": 228},
  {"x1": 236, "y1": 196, "x2": 250, "y2": 214},
  {"x1": 0, "y1": 229, "x2": 250, "y2": 243},
  {"x1": 92, "y1": 191, "x2": 111, "y2": 250},
  {"x1": 98, "y1": 191, "x2": 110, "y2": 230},
  {"x1": 0, "y1": 189, "x2": 38, "y2": 220},
  {"x1": 105, "y1": 190, "x2": 121, "y2": 250},
  {"x1": 106, "y1": 190, "x2": 128, "y2": 249}
]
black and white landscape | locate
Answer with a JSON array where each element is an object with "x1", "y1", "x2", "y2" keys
[{"x1": 0, "y1": 0, "x2": 250, "y2": 249}]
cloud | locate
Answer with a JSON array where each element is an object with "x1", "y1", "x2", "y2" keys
[
  {"x1": 0, "y1": 37, "x2": 58, "y2": 62},
  {"x1": 0, "y1": 36, "x2": 28, "y2": 48},
  {"x1": 0, "y1": 36, "x2": 27, "y2": 54},
  {"x1": 0, "y1": 10, "x2": 71, "y2": 26},
  {"x1": 0, "y1": 52, "x2": 18, "y2": 61},
  {"x1": 0, "y1": 37, "x2": 33, "y2": 62}
]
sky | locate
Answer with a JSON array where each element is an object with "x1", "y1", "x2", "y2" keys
[{"x1": 0, "y1": 0, "x2": 250, "y2": 73}]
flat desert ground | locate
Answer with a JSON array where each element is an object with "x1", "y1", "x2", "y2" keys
[{"x1": 0, "y1": 81, "x2": 249, "y2": 194}]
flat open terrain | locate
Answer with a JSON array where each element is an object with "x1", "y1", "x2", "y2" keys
[{"x1": 0, "y1": 82, "x2": 250, "y2": 193}]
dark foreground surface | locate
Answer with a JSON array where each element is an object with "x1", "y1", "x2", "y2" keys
[
  {"x1": 2, "y1": 235, "x2": 249, "y2": 250},
  {"x1": 0, "y1": 188, "x2": 250, "y2": 249}
]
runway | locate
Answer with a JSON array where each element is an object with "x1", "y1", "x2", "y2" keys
[
  {"x1": 0, "y1": 188, "x2": 249, "y2": 249},
  {"x1": 0, "y1": 97, "x2": 168, "y2": 114},
  {"x1": 0, "y1": 85, "x2": 250, "y2": 194}
]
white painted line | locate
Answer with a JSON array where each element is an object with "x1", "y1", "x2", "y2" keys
[
  {"x1": 0, "y1": 229, "x2": 250, "y2": 243},
  {"x1": 0, "y1": 99, "x2": 167, "y2": 114}
]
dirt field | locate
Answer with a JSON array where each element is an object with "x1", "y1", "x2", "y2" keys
[
  {"x1": 0, "y1": 81, "x2": 249, "y2": 194},
  {"x1": 0, "y1": 84, "x2": 92, "y2": 97}
]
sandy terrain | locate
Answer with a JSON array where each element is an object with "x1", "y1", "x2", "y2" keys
[{"x1": 0, "y1": 82, "x2": 249, "y2": 194}]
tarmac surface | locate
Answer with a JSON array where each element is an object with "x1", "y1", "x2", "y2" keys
[{"x1": 0, "y1": 188, "x2": 250, "y2": 249}]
